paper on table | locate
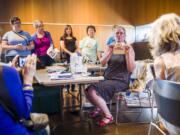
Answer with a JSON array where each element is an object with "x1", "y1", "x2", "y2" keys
[
  {"x1": 49, "y1": 72, "x2": 73, "y2": 80},
  {"x1": 46, "y1": 66, "x2": 66, "y2": 73}
]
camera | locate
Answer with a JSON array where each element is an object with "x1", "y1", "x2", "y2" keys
[{"x1": 18, "y1": 56, "x2": 26, "y2": 67}]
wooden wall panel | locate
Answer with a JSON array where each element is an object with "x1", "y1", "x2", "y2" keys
[
  {"x1": 0, "y1": 0, "x2": 133, "y2": 24},
  {"x1": 132, "y1": 0, "x2": 180, "y2": 25},
  {"x1": 0, "y1": 0, "x2": 180, "y2": 51},
  {"x1": 0, "y1": 0, "x2": 180, "y2": 25},
  {"x1": 0, "y1": 0, "x2": 135, "y2": 50}
]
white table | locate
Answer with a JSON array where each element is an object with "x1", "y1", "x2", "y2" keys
[
  {"x1": 52, "y1": 63, "x2": 107, "y2": 73},
  {"x1": 35, "y1": 69, "x2": 104, "y2": 86},
  {"x1": 34, "y1": 68, "x2": 104, "y2": 117}
]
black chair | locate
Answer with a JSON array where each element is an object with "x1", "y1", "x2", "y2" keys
[{"x1": 148, "y1": 79, "x2": 180, "y2": 135}]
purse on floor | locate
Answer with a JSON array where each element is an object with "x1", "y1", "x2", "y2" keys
[{"x1": 20, "y1": 113, "x2": 49, "y2": 131}]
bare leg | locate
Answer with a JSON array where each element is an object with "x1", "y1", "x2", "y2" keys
[
  {"x1": 86, "y1": 89, "x2": 112, "y2": 120},
  {"x1": 85, "y1": 90, "x2": 99, "y2": 107}
]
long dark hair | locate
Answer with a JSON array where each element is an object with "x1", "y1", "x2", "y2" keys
[{"x1": 63, "y1": 25, "x2": 74, "y2": 39}]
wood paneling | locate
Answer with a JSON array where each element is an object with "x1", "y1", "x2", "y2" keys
[
  {"x1": 0, "y1": 0, "x2": 180, "y2": 50},
  {"x1": 0, "y1": 0, "x2": 133, "y2": 24},
  {"x1": 0, "y1": 0, "x2": 135, "y2": 49},
  {"x1": 131, "y1": 0, "x2": 180, "y2": 25},
  {"x1": 0, "y1": 0, "x2": 179, "y2": 26}
]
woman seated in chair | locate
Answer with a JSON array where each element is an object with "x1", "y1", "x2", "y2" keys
[
  {"x1": 0, "y1": 54, "x2": 49, "y2": 135},
  {"x1": 85, "y1": 26, "x2": 136, "y2": 127},
  {"x1": 150, "y1": 13, "x2": 180, "y2": 135}
]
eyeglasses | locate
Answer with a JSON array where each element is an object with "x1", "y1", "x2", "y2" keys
[
  {"x1": 116, "y1": 32, "x2": 125, "y2": 35},
  {"x1": 37, "y1": 25, "x2": 44, "y2": 28},
  {"x1": 13, "y1": 21, "x2": 21, "y2": 25}
]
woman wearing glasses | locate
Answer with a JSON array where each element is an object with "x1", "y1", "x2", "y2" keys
[
  {"x1": 32, "y1": 20, "x2": 54, "y2": 68},
  {"x1": 1, "y1": 16, "x2": 34, "y2": 63},
  {"x1": 85, "y1": 26, "x2": 136, "y2": 127}
]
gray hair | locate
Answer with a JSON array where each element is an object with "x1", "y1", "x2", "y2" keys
[{"x1": 33, "y1": 20, "x2": 43, "y2": 28}]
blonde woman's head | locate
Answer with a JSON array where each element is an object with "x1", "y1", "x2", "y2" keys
[
  {"x1": 150, "y1": 13, "x2": 180, "y2": 57},
  {"x1": 114, "y1": 26, "x2": 126, "y2": 43},
  {"x1": 33, "y1": 20, "x2": 44, "y2": 31}
]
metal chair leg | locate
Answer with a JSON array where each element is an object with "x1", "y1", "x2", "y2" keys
[
  {"x1": 146, "y1": 88, "x2": 154, "y2": 122},
  {"x1": 149, "y1": 91, "x2": 154, "y2": 122},
  {"x1": 148, "y1": 122, "x2": 166, "y2": 135},
  {"x1": 148, "y1": 122, "x2": 152, "y2": 135},
  {"x1": 115, "y1": 94, "x2": 120, "y2": 124},
  {"x1": 109, "y1": 100, "x2": 112, "y2": 111},
  {"x1": 137, "y1": 93, "x2": 142, "y2": 108}
]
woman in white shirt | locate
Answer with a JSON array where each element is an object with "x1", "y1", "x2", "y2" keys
[{"x1": 80, "y1": 25, "x2": 101, "y2": 63}]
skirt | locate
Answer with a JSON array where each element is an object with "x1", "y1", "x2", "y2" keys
[{"x1": 86, "y1": 79, "x2": 129, "y2": 102}]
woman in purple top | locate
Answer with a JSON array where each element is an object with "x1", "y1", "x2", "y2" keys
[{"x1": 32, "y1": 20, "x2": 54, "y2": 68}]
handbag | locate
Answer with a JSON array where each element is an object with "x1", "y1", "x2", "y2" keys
[
  {"x1": 129, "y1": 62, "x2": 147, "y2": 92},
  {"x1": 20, "y1": 113, "x2": 49, "y2": 131},
  {"x1": 0, "y1": 65, "x2": 49, "y2": 131}
]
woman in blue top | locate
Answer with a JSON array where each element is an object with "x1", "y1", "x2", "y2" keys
[
  {"x1": 1, "y1": 16, "x2": 34, "y2": 63},
  {"x1": 0, "y1": 54, "x2": 48, "y2": 135}
]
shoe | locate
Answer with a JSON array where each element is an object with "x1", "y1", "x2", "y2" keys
[
  {"x1": 97, "y1": 116, "x2": 114, "y2": 127},
  {"x1": 159, "y1": 121, "x2": 169, "y2": 134},
  {"x1": 89, "y1": 108, "x2": 102, "y2": 118}
]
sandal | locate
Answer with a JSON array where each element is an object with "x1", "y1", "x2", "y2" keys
[
  {"x1": 97, "y1": 116, "x2": 114, "y2": 127},
  {"x1": 89, "y1": 108, "x2": 102, "y2": 118},
  {"x1": 159, "y1": 122, "x2": 169, "y2": 134}
]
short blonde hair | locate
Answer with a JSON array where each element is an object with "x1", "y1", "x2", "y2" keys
[
  {"x1": 150, "y1": 13, "x2": 180, "y2": 57},
  {"x1": 33, "y1": 20, "x2": 43, "y2": 28}
]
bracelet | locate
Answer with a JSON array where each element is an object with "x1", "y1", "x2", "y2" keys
[
  {"x1": 23, "y1": 86, "x2": 33, "y2": 91},
  {"x1": 23, "y1": 84, "x2": 32, "y2": 87}
]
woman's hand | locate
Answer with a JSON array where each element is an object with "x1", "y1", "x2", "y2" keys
[
  {"x1": 22, "y1": 54, "x2": 37, "y2": 85},
  {"x1": 108, "y1": 45, "x2": 114, "y2": 53},
  {"x1": 123, "y1": 44, "x2": 136, "y2": 73},
  {"x1": 122, "y1": 44, "x2": 130, "y2": 54},
  {"x1": 11, "y1": 54, "x2": 37, "y2": 85},
  {"x1": 11, "y1": 55, "x2": 21, "y2": 72},
  {"x1": 100, "y1": 45, "x2": 114, "y2": 65},
  {"x1": 14, "y1": 44, "x2": 26, "y2": 50}
]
